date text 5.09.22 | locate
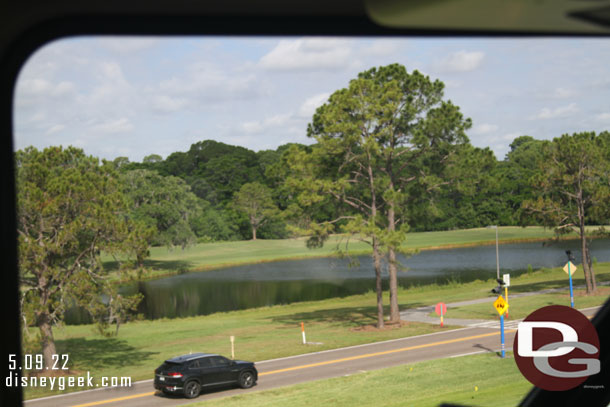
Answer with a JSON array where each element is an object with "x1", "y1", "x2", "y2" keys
[{"x1": 8, "y1": 354, "x2": 69, "y2": 371}]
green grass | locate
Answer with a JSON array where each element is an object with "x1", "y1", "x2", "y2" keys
[
  {"x1": 426, "y1": 263, "x2": 610, "y2": 320},
  {"x1": 192, "y1": 352, "x2": 531, "y2": 407},
  {"x1": 103, "y1": 226, "x2": 583, "y2": 280},
  {"x1": 439, "y1": 288, "x2": 610, "y2": 321},
  {"x1": 24, "y1": 261, "x2": 610, "y2": 400}
]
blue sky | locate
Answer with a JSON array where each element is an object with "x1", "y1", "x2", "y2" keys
[{"x1": 13, "y1": 36, "x2": 610, "y2": 162}]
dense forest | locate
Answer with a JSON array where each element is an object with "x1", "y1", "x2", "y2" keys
[{"x1": 108, "y1": 133, "x2": 607, "y2": 244}]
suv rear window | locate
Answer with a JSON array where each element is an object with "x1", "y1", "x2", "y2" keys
[{"x1": 159, "y1": 361, "x2": 181, "y2": 370}]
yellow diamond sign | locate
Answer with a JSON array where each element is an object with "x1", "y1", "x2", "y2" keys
[
  {"x1": 493, "y1": 295, "x2": 509, "y2": 316},
  {"x1": 563, "y1": 261, "x2": 577, "y2": 276}
]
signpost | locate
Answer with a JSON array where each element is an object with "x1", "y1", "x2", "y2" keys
[
  {"x1": 563, "y1": 260, "x2": 577, "y2": 308},
  {"x1": 493, "y1": 295, "x2": 509, "y2": 358},
  {"x1": 503, "y1": 273, "x2": 510, "y2": 317},
  {"x1": 435, "y1": 302, "x2": 447, "y2": 327}
]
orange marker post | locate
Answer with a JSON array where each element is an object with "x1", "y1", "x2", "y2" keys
[
  {"x1": 301, "y1": 322, "x2": 306, "y2": 345},
  {"x1": 435, "y1": 302, "x2": 447, "y2": 327}
]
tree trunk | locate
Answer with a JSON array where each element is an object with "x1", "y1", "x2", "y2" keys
[
  {"x1": 578, "y1": 203, "x2": 595, "y2": 293},
  {"x1": 587, "y1": 242, "x2": 597, "y2": 291},
  {"x1": 37, "y1": 312, "x2": 57, "y2": 369},
  {"x1": 580, "y1": 231, "x2": 594, "y2": 293},
  {"x1": 373, "y1": 237, "x2": 384, "y2": 329},
  {"x1": 252, "y1": 226, "x2": 257, "y2": 240},
  {"x1": 387, "y1": 201, "x2": 400, "y2": 323}
]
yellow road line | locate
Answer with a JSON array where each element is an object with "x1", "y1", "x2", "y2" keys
[
  {"x1": 70, "y1": 328, "x2": 518, "y2": 406},
  {"x1": 71, "y1": 391, "x2": 156, "y2": 407},
  {"x1": 259, "y1": 329, "x2": 517, "y2": 376}
]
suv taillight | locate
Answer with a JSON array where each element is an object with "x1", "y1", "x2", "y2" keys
[{"x1": 168, "y1": 372, "x2": 183, "y2": 378}]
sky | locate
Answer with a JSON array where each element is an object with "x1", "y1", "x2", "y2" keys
[{"x1": 13, "y1": 36, "x2": 610, "y2": 162}]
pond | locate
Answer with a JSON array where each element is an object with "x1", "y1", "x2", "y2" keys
[{"x1": 65, "y1": 239, "x2": 610, "y2": 324}]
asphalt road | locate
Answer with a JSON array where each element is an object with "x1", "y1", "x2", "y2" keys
[{"x1": 24, "y1": 307, "x2": 599, "y2": 407}]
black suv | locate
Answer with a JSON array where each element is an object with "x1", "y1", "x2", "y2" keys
[{"x1": 154, "y1": 353, "x2": 258, "y2": 398}]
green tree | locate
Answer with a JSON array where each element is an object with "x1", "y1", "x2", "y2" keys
[
  {"x1": 120, "y1": 169, "x2": 201, "y2": 249},
  {"x1": 233, "y1": 182, "x2": 279, "y2": 240},
  {"x1": 16, "y1": 146, "x2": 148, "y2": 367},
  {"x1": 112, "y1": 156, "x2": 130, "y2": 169},
  {"x1": 143, "y1": 154, "x2": 163, "y2": 164},
  {"x1": 408, "y1": 144, "x2": 499, "y2": 230},
  {"x1": 190, "y1": 201, "x2": 240, "y2": 242},
  {"x1": 159, "y1": 140, "x2": 264, "y2": 204},
  {"x1": 524, "y1": 132, "x2": 610, "y2": 293},
  {"x1": 495, "y1": 135, "x2": 546, "y2": 225},
  {"x1": 306, "y1": 64, "x2": 471, "y2": 323}
]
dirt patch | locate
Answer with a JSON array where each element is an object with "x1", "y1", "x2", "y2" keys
[{"x1": 351, "y1": 320, "x2": 412, "y2": 332}]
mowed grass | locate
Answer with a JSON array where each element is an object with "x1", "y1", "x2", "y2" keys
[
  {"x1": 27, "y1": 261, "x2": 610, "y2": 400},
  {"x1": 439, "y1": 288, "x2": 610, "y2": 321},
  {"x1": 103, "y1": 226, "x2": 581, "y2": 280},
  {"x1": 194, "y1": 352, "x2": 531, "y2": 407},
  {"x1": 427, "y1": 263, "x2": 610, "y2": 321}
]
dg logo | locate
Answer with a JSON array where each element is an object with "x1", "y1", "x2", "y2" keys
[{"x1": 514, "y1": 305, "x2": 601, "y2": 391}]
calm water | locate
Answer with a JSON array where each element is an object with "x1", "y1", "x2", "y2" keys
[{"x1": 65, "y1": 239, "x2": 610, "y2": 324}]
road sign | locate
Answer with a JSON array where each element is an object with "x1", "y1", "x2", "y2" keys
[
  {"x1": 493, "y1": 295, "x2": 509, "y2": 316},
  {"x1": 435, "y1": 302, "x2": 447, "y2": 316},
  {"x1": 563, "y1": 261, "x2": 577, "y2": 276},
  {"x1": 503, "y1": 273, "x2": 510, "y2": 287}
]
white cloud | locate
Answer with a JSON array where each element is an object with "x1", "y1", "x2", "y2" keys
[
  {"x1": 531, "y1": 103, "x2": 578, "y2": 120},
  {"x1": 98, "y1": 37, "x2": 159, "y2": 54},
  {"x1": 595, "y1": 112, "x2": 610, "y2": 121},
  {"x1": 91, "y1": 118, "x2": 134, "y2": 134},
  {"x1": 16, "y1": 79, "x2": 75, "y2": 107},
  {"x1": 299, "y1": 92, "x2": 330, "y2": 118},
  {"x1": 552, "y1": 87, "x2": 574, "y2": 99},
  {"x1": 470, "y1": 123, "x2": 498, "y2": 136},
  {"x1": 259, "y1": 38, "x2": 351, "y2": 71},
  {"x1": 436, "y1": 51, "x2": 485, "y2": 73},
  {"x1": 360, "y1": 40, "x2": 401, "y2": 57},
  {"x1": 502, "y1": 132, "x2": 522, "y2": 141},
  {"x1": 155, "y1": 63, "x2": 263, "y2": 108},
  {"x1": 150, "y1": 95, "x2": 188, "y2": 113},
  {"x1": 242, "y1": 113, "x2": 292, "y2": 134},
  {"x1": 45, "y1": 124, "x2": 65, "y2": 136}
]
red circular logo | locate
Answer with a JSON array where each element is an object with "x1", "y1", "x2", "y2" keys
[{"x1": 514, "y1": 305, "x2": 600, "y2": 391}]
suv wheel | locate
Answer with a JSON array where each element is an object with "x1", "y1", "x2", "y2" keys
[
  {"x1": 239, "y1": 371, "x2": 255, "y2": 389},
  {"x1": 184, "y1": 380, "x2": 201, "y2": 399}
]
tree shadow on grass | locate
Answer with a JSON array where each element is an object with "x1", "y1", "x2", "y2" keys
[
  {"x1": 271, "y1": 302, "x2": 428, "y2": 328},
  {"x1": 509, "y1": 278, "x2": 588, "y2": 294},
  {"x1": 56, "y1": 338, "x2": 159, "y2": 370},
  {"x1": 103, "y1": 259, "x2": 193, "y2": 273}
]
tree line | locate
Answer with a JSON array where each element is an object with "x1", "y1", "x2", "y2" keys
[{"x1": 16, "y1": 63, "x2": 610, "y2": 366}]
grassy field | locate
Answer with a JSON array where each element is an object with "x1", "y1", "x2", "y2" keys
[
  {"x1": 435, "y1": 287, "x2": 610, "y2": 321},
  {"x1": 193, "y1": 352, "x2": 531, "y2": 407},
  {"x1": 25, "y1": 261, "x2": 609, "y2": 399},
  {"x1": 103, "y1": 226, "x2": 583, "y2": 280}
]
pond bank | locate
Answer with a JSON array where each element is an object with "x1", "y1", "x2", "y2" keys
[{"x1": 107, "y1": 226, "x2": 597, "y2": 283}]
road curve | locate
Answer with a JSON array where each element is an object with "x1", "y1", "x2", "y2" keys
[{"x1": 25, "y1": 307, "x2": 599, "y2": 407}]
